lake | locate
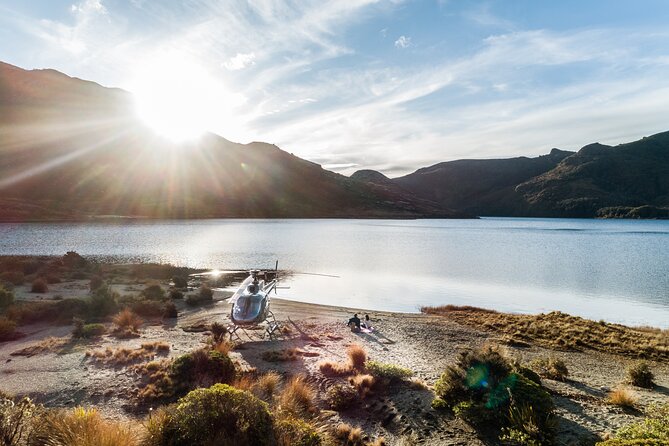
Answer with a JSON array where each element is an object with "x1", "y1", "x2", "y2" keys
[{"x1": 1, "y1": 218, "x2": 668, "y2": 327}]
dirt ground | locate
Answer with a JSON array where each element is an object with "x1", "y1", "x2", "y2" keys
[{"x1": 1, "y1": 291, "x2": 668, "y2": 445}]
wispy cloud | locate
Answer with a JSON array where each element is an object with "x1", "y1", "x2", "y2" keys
[{"x1": 223, "y1": 52, "x2": 256, "y2": 70}]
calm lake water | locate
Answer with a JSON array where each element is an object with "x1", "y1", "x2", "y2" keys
[{"x1": 1, "y1": 218, "x2": 668, "y2": 327}]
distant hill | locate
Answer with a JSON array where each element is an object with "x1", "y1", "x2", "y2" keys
[
  {"x1": 354, "y1": 133, "x2": 669, "y2": 218},
  {"x1": 390, "y1": 149, "x2": 574, "y2": 216},
  {"x1": 0, "y1": 61, "x2": 468, "y2": 221}
]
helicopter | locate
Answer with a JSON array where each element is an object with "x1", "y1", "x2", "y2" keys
[{"x1": 189, "y1": 261, "x2": 281, "y2": 339}]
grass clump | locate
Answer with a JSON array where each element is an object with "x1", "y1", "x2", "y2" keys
[
  {"x1": 28, "y1": 406, "x2": 138, "y2": 446},
  {"x1": 433, "y1": 346, "x2": 556, "y2": 445},
  {"x1": 111, "y1": 308, "x2": 142, "y2": 337},
  {"x1": 0, "y1": 286, "x2": 14, "y2": 308},
  {"x1": 0, "y1": 395, "x2": 41, "y2": 445},
  {"x1": 30, "y1": 278, "x2": 48, "y2": 293},
  {"x1": 278, "y1": 376, "x2": 316, "y2": 417},
  {"x1": 529, "y1": 357, "x2": 569, "y2": 381},
  {"x1": 347, "y1": 344, "x2": 367, "y2": 370},
  {"x1": 318, "y1": 360, "x2": 352, "y2": 377},
  {"x1": 626, "y1": 361, "x2": 655, "y2": 388},
  {"x1": 144, "y1": 384, "x2": 274, "y2": 446},
  {"x1": 87, "y1": 342, "x2": 169, "y2": 366},
  {"x1": 607, "y1": 387, "x2": 638, "y2": 409},
  {"x1": 274, "y1": 415, "x2": 321, "y2": 446},
  {"x1": 334, "y1": 423, "x2": 364, "y2": 446},
  {"x1": 597, "y1": 403, "x2": 669, "y2": 445},
  {"x1": 365, "y1": 361, "x2": 413, "y2": 382},
  {"x1": 262, "y1": 348, "x2": 299, "y2": 362},
  {"x1": 325, "y1": 384, "x2": 358, "y2": 410},
  {"x1": 318, "y1": 344, "x2": 368, "y2": 378},
  {"x1": 171, "y1": 348, "x2": 236, "y2": 391},
  {"x1": 349, "y1": 374, "x2": 375, "y2": 398},
  {"x1": 0, "y1": 316, "x2": 18, "y2": 342}
]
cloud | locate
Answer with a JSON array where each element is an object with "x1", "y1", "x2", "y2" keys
[
  {"x1": 394, "y1": 35, "x2": 411, "y2": 48},
  {"x1": 223, "y1": 52, "x2": 256, "y2": 70}
]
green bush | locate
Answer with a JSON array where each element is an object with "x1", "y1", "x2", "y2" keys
[
  {"x1": 365, "y1": 361, "x2": 413, "y2": 381},
  {"x1": 142, "y1": 283, "x2": 165, "y2": 300},
  {"x1": 274, "y1": 415, "x2": 321, "y2": 446},
  {"x1": 0, "y1": 286, "x2": 14, "y2": 308},
  {"x1": 0, "y1": 316, "x2": 18, "y2": 342},
  {"x1": 626, "y1": 361, "x2": 654, "y2": 388},
  {"x1": 72, "y1": 318, "x2": 105, "y2": 338},
  {"x1": 163, "y1": 302, "x2": 178, "y2": 319},
  {"x1": 130, "y1": 300, "x2": 163, "y2": 318},
  {"x1": 88, "y1": 286, "x2": 118, "y2": 318},
  {"x1": 514, "y1": 364, "x2": 542, "y2": 386},
  {"x1": 529, "y1": 357, "x2": 569, "y2": 381},
  {"x1": 168, "y1": 289, "x2": 183, "y2": 300},
  {"x1": 324, "y1": 384, "x2": 358, "y2": 410},
  {"x1": 145, "y1": 384, "x2": 274, "y2": 446},
  {"x1": 608, "y1": 403, "x2": 669, "y2": 443},
  {"x1": 434, "y1": 347, "x2": 555, "y2": 445},
  {"x1": 171, "y1": 349, "x2": 236, "y2": 392}
]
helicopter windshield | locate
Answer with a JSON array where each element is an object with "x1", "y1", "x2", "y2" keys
[{"x1": 233, "y1": 294, "x2": 266, "y2": 322}]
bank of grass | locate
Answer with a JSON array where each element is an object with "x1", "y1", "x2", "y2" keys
[{"x1": 421, "y1": 305, "x2": 669, "y2": 360}]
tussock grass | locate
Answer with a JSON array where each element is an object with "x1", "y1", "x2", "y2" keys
[
  {"x1": 278, "y1": 376, "x2": 316, "y2": 417},
  {"x1": 529, "y1": 357, "x2": 569, "y2": 381},
  {"x1": 347, "y1": 344, "x2": 367, "y2": 370},
  {"x1": 262, "y1": 348, "x2": 299, "y2": 362},
  {"x1": 607, "y1": 387, "x2": 638, "y2": 408},
  {"x1": 11, "y1": 336, "x2": 69, "y2": 357},
  {"x1": 318, "y1": 360, "x2": 353, "y2": 377},
  {"x1": 349, "y1": 374, "x2": 375, "y2": 398},
  {"x1": 87, "y1": 342, "x2": 169, "y2": 366},
  {"x1": 626, "y1": 361, "x2": 655, "y2": 388},
  {"x1": 112, "y1": 309, "x2": 143, "y2": 331},
  {"x1": 335, "y1": 423, "x2": 364, "y2": 445},
  {"x1": 422, "y1": 305, "x2": 669, "y2": 360}
]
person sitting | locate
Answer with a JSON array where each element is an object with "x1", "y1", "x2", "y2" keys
[
  {"x1": 361, "y1": 314, "x2": 371, "y2": 329},
  {"x1": 347, "y1": 313, "x2": 361, "y2": 332}
]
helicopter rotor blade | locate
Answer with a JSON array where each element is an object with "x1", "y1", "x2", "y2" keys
[
  {"x1": 189, "y1": 270, "x2": 248, "y2": 277},
  {"x1": 291, "y1": 271, "x2": 340, "y2": 278}
]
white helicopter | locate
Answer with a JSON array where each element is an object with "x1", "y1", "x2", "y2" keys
[{"x1": 189, "y1": 262, "x2": 281, "y2": 339}]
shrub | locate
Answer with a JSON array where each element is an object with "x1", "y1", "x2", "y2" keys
[
  {"x1": 0, "y1": 286, "x2": 14, "y2": 308},
  {"x1": 142, "y1": 283, "x2": 165, "y2": 300},
  {"x1": 62, "y1": 251, "x2": 87, "y2": 269},
  {"x1": 529, "y1": 357, "x2": 569, "y2": 381},
  {"x1": 171, "y1": 349, "x2": 236, "y2": 391},
  {"x1": 626, "y1": 361, "x2": 654, "y2": 388},
  {"x1": 130, "y1": 300, "x2": 163, "y2": 318},
  {"x1": 112, "y1": 309, "x2": 143, "y2": 332},
  {"x1": 31, "y1": 278, "x2": 48, "y2": 293},
  {"x1": 0, "y1": 396, "x2": 40, "y2": 445},
  {"x1": 0, "y1": 316, "x2": 18, "y2": 342},
  {"x1": 28, "y1": 406, "x2": 137, "y2": 446},
  {"x1": 347, "y1": 344, "x2": 367, "y2": 370},
  {"x1": 82, "y1": 323, "x2": 106, "y2": 338},
  {"x1": 163, "y1": 302, "x2": 178, "y2": 319},
  {"x1": 0, "y1": 271, "x2": 24, "y2": 286},
  {"x1": 274, "y1": 415, "x2": 321, "y2": 446},
  {"x1": 88, "y1": 286, "x2": 118, "y2": 318},
  {"x1": 211, "y1": 322, "x2": 227, "y2": 342},
  {"x1": 434, "y1": 346, "x2": 555, "y2": 444},
  {"x1": 278, "y1": 376, "x2": 316, "y2": 417},
  {"x1": 325, "y1": 384, "x2": 358, "y2": 410},
  {"x1": 171, "y1": 276, "x2": 188, "y2": 289},
  {"x1": 608, "y1": 387, "x2": 638, "y2": 409},
  {"x1": 598, "y1": 403, "x2": 669, "y2": 445},
  {"x1": 145, "y1": 384, "x2": 273, "y2": 446},
  {"x1": 365, "y1": 361, "x2": 413, "y2": 381},
  {"x1": 168, "y1": 289, "x2": 183, "y2": 300},
  {"x1": 89, "y1": 276, "x2": 104, "y2": 291},
  {"x1": 199, "y1": 286, "x2": 213, "y2": 301}
]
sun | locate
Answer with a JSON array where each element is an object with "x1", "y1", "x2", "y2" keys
[{"x1": 129, "y1": 53, "x2": 243, "y2": 143}]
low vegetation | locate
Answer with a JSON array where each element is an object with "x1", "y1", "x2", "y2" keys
[
  {"x1": 597, "y1": 403, "x2": 669, "y2": 445},
  {"x1": 607, "y1": 387, "x2": 638, "y2": 409},
  {"x1": 365, "y1": 361, "x2": 414, "y2": 382},
  {"x1": 0, "y1": 316, "x2": 18, "y2": 341},
  {"x1": 421, "y1": 305, "x2": 669, "y2": 360},
  {"x1": 111, "y1": 308, "x2": 143, "y2": 337},
  {"x1": 30, "y1": 278, "x2": 48, "y2": 293},
  {"x1": 626, "y1": 361, "x2": 655, "y2": 388},
  {"x1": 0, "y1": 286, "x2": 14, "y2": 308},
  {"x1": 318, "y1": 344, "x2": 367, "y2": 377},
  {"x1": 529, "y1": 356, "x2": 569, "y2": 381},
  {"x1": 325, "y1": 384, "x2": 358, "y2": 410},
  {"x1": 433, "y1": 346, "x2": 556, "y2": 445},
  {"x1": 86, "y1": 342, "x2": 170, "y2": 366}
]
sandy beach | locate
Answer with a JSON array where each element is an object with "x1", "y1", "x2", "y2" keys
[{"x1": 2, "y1": 275, "x2": 668, "y2": 446}]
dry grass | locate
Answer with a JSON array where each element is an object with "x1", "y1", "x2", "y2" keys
[
  {"x1": 335, "y1": 423, "x2": 364, "y2": 445},
  {"x1": 319, "y1": 360, "x2": 354, "y2": 377},
  {"x1": 256, "y1": 371, "x2": 282, "y2": 399},
  {"x1": 368, "y1": 438, "x2": 387, "y2": 446},
  {"x1": 408, "y1": 377, "x2": 429, "y2": 390},
  {"x1": 278, "y1": 375, "x2": 316, "y2": 417},
  {"x1": 212, "y1": 339, "x2": 234, "y2": 356},
  {"x1": 422, "y1": 305, "x2": 669, "y2": 360},
  {"x1": 347, "y1": 344, "x2": 367, "y2": 370},
  {"x1": 86, "y1": 342, "x2": 169, "y2": 366},
  {"x1": 30, "y1": 407, "x2": 139, "y2": 446},
  {"x1": 112, "y1": 308, "x2": 143, "y2": 334},
  {"x1": 262, "y1": 348, "x2": 299, "y2": 362},
  {"x1": 10, "y1": 336, "x2": 69, "y2": 357},
  {"x1": 349, "y1": 374, "x2": 375, "y2": 398},
  {"x1": 607, "y1": 387, "x2": 638, "y2": 408}
]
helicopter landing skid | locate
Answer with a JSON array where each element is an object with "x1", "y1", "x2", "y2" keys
[{"x1": 264, "y1": 310, "x2": 280, "y2": 339}]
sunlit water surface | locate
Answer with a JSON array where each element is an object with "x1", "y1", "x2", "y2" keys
[{"x1": 1, "y1": 218, "x2": 668, "y2": 327}]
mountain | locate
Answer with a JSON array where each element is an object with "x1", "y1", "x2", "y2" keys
[
  {"x1": 0, "y1": 62, "x2": 468, "y2": 220},
  {"x1": 391, "y1": 149, "x2": 574, "y2": 216},
  {"x1": 515, "y1": 134, "x2": 669, "y2": 217}
]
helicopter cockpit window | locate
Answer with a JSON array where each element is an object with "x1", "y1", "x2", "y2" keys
[{"x1": 247, "y1": 283, "x2": 259, "y2": 294}]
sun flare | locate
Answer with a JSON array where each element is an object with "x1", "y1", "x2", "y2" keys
[{"x1": 130, "y1": 53, "x2": 244, "y2": 143}]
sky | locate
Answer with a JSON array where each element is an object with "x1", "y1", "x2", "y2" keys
[{"x1": 2, "y1": 0, "x2": 669, "y2": 176}]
